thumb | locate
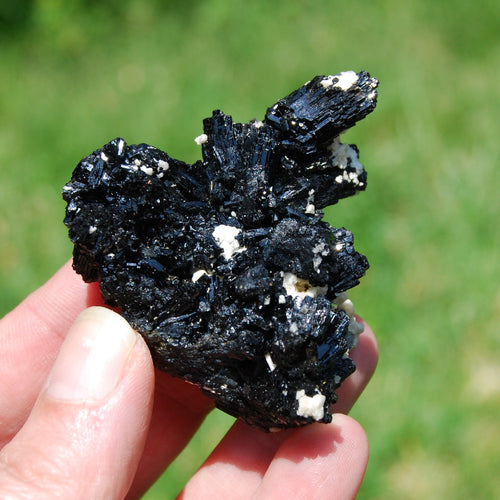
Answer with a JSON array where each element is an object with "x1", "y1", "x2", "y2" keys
[{"x1": 0, "y1": 306, "x2": 154, "y2": 500}]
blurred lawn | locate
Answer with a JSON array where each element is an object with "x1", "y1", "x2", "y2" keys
[{"x1": 1, "y1": 0, "x2": 499, "y2": 498}]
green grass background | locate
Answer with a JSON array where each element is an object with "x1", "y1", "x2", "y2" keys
[{"x1": 1, "y1": 0, "x2": 498, "y2": 498}]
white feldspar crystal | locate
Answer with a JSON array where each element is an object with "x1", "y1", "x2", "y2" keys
[
  {"x1": 305, "y1": 189, "x2": 316, "y2": 214},
  {"x1": 157, "y1": 159, "x2": 170, "y2": 171},
  {"x1": 333, "y1": 70, "x2": 359, "y2": 90},
  {"x1": 191, "y1": 269, "x2": 212, "y2": 282},
  {"x1": 296, "y1": 389, "x2": 326, "y2": 420},
  {"x1": 333, "y1": 292, "x2": 365, "y2": 344},
  {"x1": 328, "y1": 137, "x2": 364, "y2": 174},
  {"x1": 281, "y1": 272, "x2": 328, "y2": 301},
  {"x1": 140, "y1": 165, "x2": 154, "y2": 176},
  {"x1": 320, "y1": 70, "x2": 359, "y2": 91},
  {"x1": 117, "y1": 139, "x2": 125, "y2": 156},
  {"x1": 265, "y1": 352, "x2": 276, "y2": 372},
  {"x1": 194, "y1": 133, "x2": 208, "y2": 145},
  {"x1": 212, "y1": 225, "x2": 246, "y2": 260}
]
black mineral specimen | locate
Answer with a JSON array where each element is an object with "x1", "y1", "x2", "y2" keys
[{"x1": 63, "y1": 71, "x2": 378, "y2": 430}]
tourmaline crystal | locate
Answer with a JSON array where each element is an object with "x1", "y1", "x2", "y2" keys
[{"x1": 63, "y1": 71, "x2": 378, "y2": 430}]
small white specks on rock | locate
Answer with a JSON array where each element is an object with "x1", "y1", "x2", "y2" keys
[
  {"x1": 212, "y1": 224, "x2": 246, "y2": 260},
  {"x1": 194, "y1": 133, "x2": 208, "y2": 145},
  {"x1": 191, "y1": 269, "x2": 212, "y2": 282},
  {"x1": 313, "y1": 254, "x2": 322, "y2": 273},
  {"x1": 304, "y1": 189, "x2": 315, "y2": 215},
  {"x1": 341, "y1": 298, "x2": 355, "y2": 318},
  {"x1": 100, "y1": 152, "x2": 109, "y2": 162},
  {"x1": 328, "y1": 137, "x2": 364, "y2": 175},
  {"x1": 333, "y1": 293, "x2": 365, "y2": 344},
  {"x1": 333, "y1": 70, "x2": 359, "y2": 91},
  {"x1": 281, "y1": 272, "x2": 328, "y2": 301},
  {"x1": 296, "y1": 389, "x2": 326, "y2": 420},
  {"x1": 140, "y1": 166, "x2": 154, "y2": 176},
  {"x1": 253, "y1": 120, "x2": 264, "y2": 129},
  {"x1": 265, "y1": 352, "x2": 277, "y2": 371},
  {"x1": 320, "y1": 75, "x2": 335, "y2": 88},
  {"x1": 348, "y1": 318, "x2": 364, "y2": 341},
  {"x1": 157, "y1": 160, "x2": 170, "y2": 171},
  {"x1": 117, "y1": 139, "x2": 125, "y2": 156},
  {"x1": 312, "y1": 242, "x2": 328, "y2": 256},
  {"x1": 88, "y1": 225, "x2": 97, "y2": 234},
  {"x1": 320, "y1": 71, "x2": 358, "y2": 91}
]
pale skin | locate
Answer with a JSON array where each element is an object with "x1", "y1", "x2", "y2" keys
[{"x1": 0, "y1": 261, "x2": 378, "y2": 499}]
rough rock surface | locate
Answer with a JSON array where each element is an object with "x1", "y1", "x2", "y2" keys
[{"x1": 63, "y1": 71, "x2": 378, "y2": 430}]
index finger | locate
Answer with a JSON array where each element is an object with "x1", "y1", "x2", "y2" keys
[
  {"x1": 0, "y1": 261, "x2": 102, "y2": 445},
  {"x1": 0, "y1": 261, "x2": 214, "y2": 494}
]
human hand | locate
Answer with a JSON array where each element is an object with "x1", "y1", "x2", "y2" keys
[{"x1": 0, "y1": 261, "x2": 378, "y2": 499}]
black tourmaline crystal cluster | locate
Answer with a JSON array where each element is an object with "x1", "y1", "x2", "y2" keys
[{"x1": 63, "y1": 71, "x2": 378, "y2": 430}]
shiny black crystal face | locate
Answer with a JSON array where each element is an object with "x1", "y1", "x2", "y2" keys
[{"x1": 63, "y1": 71, "x2": 378, "y2": 430}]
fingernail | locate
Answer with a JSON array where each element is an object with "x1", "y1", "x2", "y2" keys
[{"x1": 46, "y1": 307, "x2": 137, "y2": 402}]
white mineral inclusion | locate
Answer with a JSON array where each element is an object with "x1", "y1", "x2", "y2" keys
[
  {"x1": 281, "y1": 272, "x2": 328, "y2": 301},
  {"x1": 296, "y1": 389, "x2": 326, "y2": 420},
  {"x1": 117, "y1": 139, "x2": 125, "y2": 156},
  {"x1": 140, "y1": 165, "x2": 154, "y2": 176},
  {"x1": 212, "y1": 225, "x2": 246, "y2": 260},
  {"x1": 329, "y1": 137, "x2": 364, "y2": 174},
  {"x1": 265, "y1": 352, "x2": 276, "y2": 372},
  {"x1": 305, "y1": 189, "x2": 316, "y2": 214},
  {"x1": 333, "y1": 292, "x2": 365, "y2": 343},
  {"x1": 320, "y1": 70, "x2": 359, "y2": 91},
  {"x1": 348, "y1": 318, "x2": 365, "y2": 339},
  {"x1": 191, "y1": 269, "x2": 212, "y2": 282},
  {"x1": 157, "y1": 159, "x2": 170, "y2": 171},
  {"x1": 334, "y1": 70, "x2": 359, "y2": 90},
  {"x1": 194, "y1": 133, "x2": 208, "y2": 145}
]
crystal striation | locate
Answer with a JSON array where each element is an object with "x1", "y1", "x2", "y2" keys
[{"x1": 63, "y1": 71, "x2": 378, "y2": 430}]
